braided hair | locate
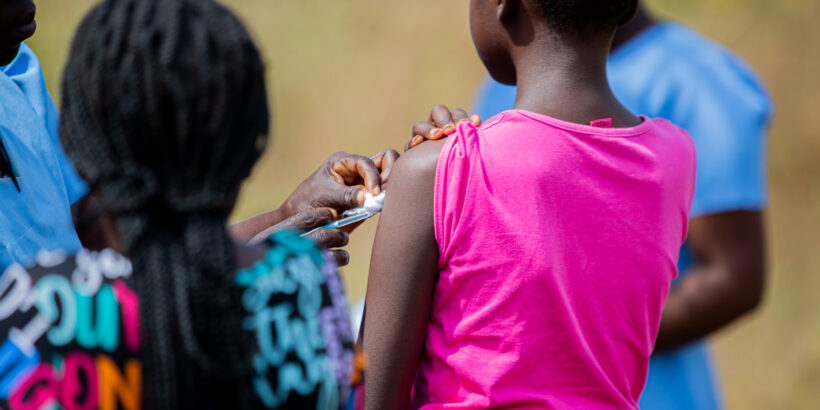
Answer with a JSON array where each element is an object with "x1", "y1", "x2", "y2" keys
[{"x1": 59, "y1": 0, "x2": 269, "y2": 407}]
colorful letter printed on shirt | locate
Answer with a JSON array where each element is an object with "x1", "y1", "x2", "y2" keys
[
  {"x1": 236, "y1": 231, "x2": 356, "y2": 409},
  {"x1": 0, "y1": 232, "x2": 356, "y2": 409},
  {"x1": 0, "y1": 249, "x2": 141, "y2": 410}
]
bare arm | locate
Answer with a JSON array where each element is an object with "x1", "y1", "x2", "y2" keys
[
  {"x1": 363, "y1": 140, "x2": 445, "y2": 410},
  {"x1": 655, "y1": 210, "x2": 766, "y2": 350}
]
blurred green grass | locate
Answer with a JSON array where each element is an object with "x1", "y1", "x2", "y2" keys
[{"x1": 29, "y1": 0, "x2": 820, "y2": 407}]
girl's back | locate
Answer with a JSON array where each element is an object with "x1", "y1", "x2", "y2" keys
[
  {"x1": 0, "y1": 233, "x2": 355, "y2": 409},
  {"x1": 411, "y1": 110, "x2": 695, "y2": 408}
]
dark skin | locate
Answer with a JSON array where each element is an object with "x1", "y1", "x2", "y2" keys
[
  {"x1": 229, "y1": 150, "x2": 398, "y2": 243},
  {"x1": 0, "y1": 0, "x2": 35, "y2": 65},
  {"x1": 363, "y1": 0, "x2": 640, "y2": 408},
  {"x1": 407, "y1": 5, "x2": 767, "y2": 352}
]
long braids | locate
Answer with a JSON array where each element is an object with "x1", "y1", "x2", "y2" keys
[{"x1": 59, "y1": 0, "x2": 269, "y2": 407}]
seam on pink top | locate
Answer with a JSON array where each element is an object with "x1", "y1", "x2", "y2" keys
[
  {"x1": 508, "y1": 109, "x2": 653, "y2": 138},
  {"x1": 433, "y1": 132, "x2": 458, "y2": 269}
]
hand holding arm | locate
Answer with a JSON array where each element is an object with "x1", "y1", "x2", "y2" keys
[{"x1": 406, "y1": 105, "x2": 481, "y2": 151}]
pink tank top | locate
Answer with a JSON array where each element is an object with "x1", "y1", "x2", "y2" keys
[{"x1": 411, "y1": 110, "x2": 696, "y2": 409}]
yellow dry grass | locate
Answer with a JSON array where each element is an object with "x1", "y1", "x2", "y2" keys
[{"x1": 29, "y1": 0, "x2": 820, "y2": 406}]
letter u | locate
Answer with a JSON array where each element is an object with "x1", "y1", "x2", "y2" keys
[{"x1": 75, "y1": 285, "x2": 119, "y2": 352}]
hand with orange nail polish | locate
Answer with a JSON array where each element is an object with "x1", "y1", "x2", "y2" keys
[{"x1": 406, "y1": 105, "x2": 482, "y2": 151}]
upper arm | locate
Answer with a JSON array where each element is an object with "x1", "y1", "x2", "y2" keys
[
  {"x1": 687, "y1": 211, "x2": 766, "y2": 297},
  {"x1": 363, "y1": 140, "x2": 445, "y2": 410}
]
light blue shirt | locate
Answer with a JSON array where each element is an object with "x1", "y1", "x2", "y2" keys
[
  {"x1": 0, "y1": 43, "x2": 87, "y2": 269},
  {"x1": 474, "y1": 22, "x2": 771, "y2": 410}
]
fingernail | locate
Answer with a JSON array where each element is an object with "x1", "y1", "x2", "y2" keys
[
  {"x1": 413, "y1": 135, "x2": 423, "y2": 145},
  {"x1": 471, "y1": 114, "x2": 481, "y2": 125},
  {"x1": 442, "y1": 124, "x2": 455, "y2": 135},
  {"x1": 430, "y1": 129, "x2": 443, "y2": 139}
]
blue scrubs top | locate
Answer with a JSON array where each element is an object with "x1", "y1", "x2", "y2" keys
[
  {"x1": 0, "y1": 43, "x2": 87, "y2": 269},
  {"x1": 473, "y1": 22, "x2": 772, "y2": 409}
]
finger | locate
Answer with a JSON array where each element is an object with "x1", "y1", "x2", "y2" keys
[
  {"x1": 289, "y1": 208, "x2": 336, "y2": 232},
  {"x1": 451, "y1": 108, "x2": 470, "y2": 124},
  {"x1": 325, "y1": 184, "x2": 367, "y2": 210},
  {"x1": 470, "y1": 113, "x2": 482, "y2": 127},
  {"x1": 429, "y1": 105, "x2": 456, "y2": 135},
  {"x1": 331, "y1": 154, "x2": 382, "y2": 195},
  {"x1": 371, "y1": 149, "x2": 399, "y2": 185},
  {"x1": 330, "y1": 249, "x2": 350, "y2": 267},
  {"x1": 412, "y1": 121, "x2": 442, "y2": 140},
  {"x1": 405, "y1": 135, "x2": 424, "y2": 152},
  {"x1": 306, "y1": 228, "x2": 350, "y2": 249},
  {"x1": 249, "y1": 208, "x2": 337, "y2": 243}
]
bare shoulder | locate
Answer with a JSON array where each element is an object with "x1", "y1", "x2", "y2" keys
[
  {"x1": 390, "y1": 139, "x2": 448, "y2": 183},
  {"x1": 377, "y1": 138, "x2": 447, "y2": 233}
]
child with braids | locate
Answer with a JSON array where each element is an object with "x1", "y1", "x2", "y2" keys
[
  {"x1": 364, "y1": 0, "x2": 696, "y2": 408},
  {"x1": 0, "y1": 0, "x2": 358, "y2": 408}
]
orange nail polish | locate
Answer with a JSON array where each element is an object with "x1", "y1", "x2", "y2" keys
[{"x1": 443, "y1": 125, "x2": 455, "y2": 135}]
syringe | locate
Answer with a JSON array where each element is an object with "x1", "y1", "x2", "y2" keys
[{"x1": 300, "y1": 191, "x2": 386, "y2": 237}]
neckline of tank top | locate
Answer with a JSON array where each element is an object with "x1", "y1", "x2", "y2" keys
[{"x1": 491, "y1": 109, "x2": 655, "y2": 138}]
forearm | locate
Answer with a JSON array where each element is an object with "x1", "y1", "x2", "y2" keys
[
  {"x1": 655, "y1": 264, "x2": 764, "y2": 351},
  {"x1": 229, "y1": 207, "x2": 288, "y2": 243}
]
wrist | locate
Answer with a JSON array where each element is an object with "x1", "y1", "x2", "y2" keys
[{"x1": 278, "y1": 198, "x2": 297, "y2": 220}]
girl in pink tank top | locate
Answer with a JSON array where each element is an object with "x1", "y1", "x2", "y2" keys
[{"x1": 363, "y1": 1, "x2": 696, "y2": 409}]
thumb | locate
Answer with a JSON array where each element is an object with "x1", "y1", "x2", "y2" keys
[{"x1": 323, "y1": 185, "x2": 367, "y2": 212}]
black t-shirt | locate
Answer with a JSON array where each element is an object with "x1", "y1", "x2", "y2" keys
[{"x1": 0, "y1": 232, "x2": 355, "y2": 409}]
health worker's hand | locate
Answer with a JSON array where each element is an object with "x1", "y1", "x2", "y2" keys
[
  {"x1": 231, "y1": 150, "x2": 398, "y2": 263},
  {"x1": 248, "y1": 208, "x2": 352, "y2": 266},
  {"x1": 280, "y1": 150, "x2": 399, "y2": 218}
]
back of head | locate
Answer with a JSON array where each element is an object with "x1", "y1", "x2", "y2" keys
[
  {"x1": 60, "y1": 0, "x2": 268, "y2": 406},
  {"x1": 470, "y1": 0, "x2": 637, "y2": 86},
  {"x1": 535, "y1": 0, "x2": 637, "y2": 38}
]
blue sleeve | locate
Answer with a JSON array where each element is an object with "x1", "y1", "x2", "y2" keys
[
  {"x1": 44, "y1": 94, "x2": 88, "y2": 205},
  {"x1": 472, "y1": 78, "x2": 518, "y2": 121},
  {"x1": 669, "y1": 58, "x2": 772, "y2": 217}
]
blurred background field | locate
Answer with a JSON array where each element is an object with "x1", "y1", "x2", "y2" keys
[{"x1": 31, "y1": 0, "x2": 819, "y2": 407}]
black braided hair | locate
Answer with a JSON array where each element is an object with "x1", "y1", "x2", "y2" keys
[
  {"x1": 59, "y1": 0, "x2": 269, "y2": 407},
  {"x1": 535, "y1": 0, "x2": 635, "y2": 36}
]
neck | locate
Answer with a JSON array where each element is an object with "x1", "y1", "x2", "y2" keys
[
  {"x1": 512, "y1": 35, "x2": 638, "y2": 127},
  {"x1": 612, "y1": 7, "x2": 656, "y2": 51}
]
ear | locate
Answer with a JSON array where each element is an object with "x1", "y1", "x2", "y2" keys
[
  {"x1": 497, "y1": 0, "x2": 519, "y2": 22},
  {"x1": 619, "y1": 0, "x2": 640, "y2": 27}
]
